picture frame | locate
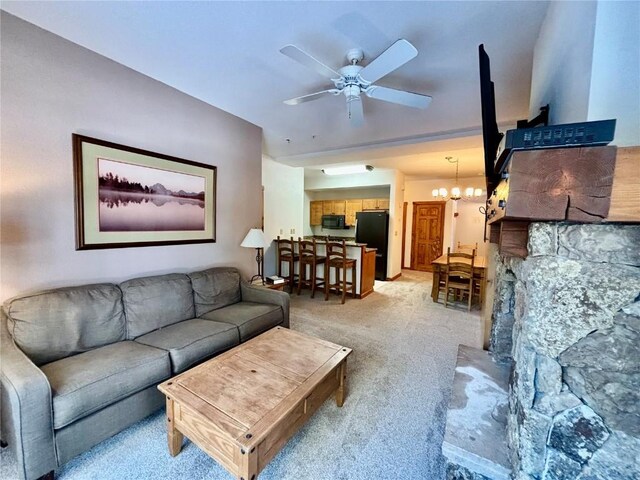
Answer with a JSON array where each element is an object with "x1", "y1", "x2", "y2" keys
[{"x1": 73, "y1": 134, "x2": 216, "y2": 250}]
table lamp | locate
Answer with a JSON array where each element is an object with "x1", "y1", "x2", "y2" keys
[{"x1": 241, "y1": 228, "x2": 268, "y2": 284}]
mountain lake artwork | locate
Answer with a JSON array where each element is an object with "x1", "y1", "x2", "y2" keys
[{"x1": 98, "y1": 158, "x2": 206, "y2": 232}]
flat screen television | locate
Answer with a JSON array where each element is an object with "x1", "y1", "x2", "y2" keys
[{"x1": 478, "y1": 44, "x2": 503, "y2": 196}]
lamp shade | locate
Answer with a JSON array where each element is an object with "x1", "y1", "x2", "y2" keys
[{"x1": 241, "y1": 229, "x2": 268, "y2": 248}]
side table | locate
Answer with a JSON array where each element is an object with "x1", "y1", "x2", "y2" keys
[{"x1": 251, "y1": 279, "x2": 290, "y2": 292}]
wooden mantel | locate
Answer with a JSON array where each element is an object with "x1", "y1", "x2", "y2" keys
[{"x1": 486, "y1": 146, "x2": 640, "y2": 257}]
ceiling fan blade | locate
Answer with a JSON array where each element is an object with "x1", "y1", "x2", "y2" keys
[
  {"x1": 365, "y1": 86, "x2": 432, "y2": 109},
  {"x1": 347, "y1": 96, "x2": 364, "y2": 127},
  {"x1": 284, "y1": 89, "x2": 340, "y2": 105},
  {"x1": 280, "y1": 45, "x2": 340, "y2": 79},
  {"x1": 358, "y1": 39, "x2": 418, "y2": 84}
]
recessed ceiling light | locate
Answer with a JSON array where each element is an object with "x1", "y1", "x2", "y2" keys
[{"x1": 322, "y1": 165, "x2": 374, "y2": 175}]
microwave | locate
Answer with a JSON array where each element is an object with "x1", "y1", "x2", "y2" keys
[{"x1": 322, "y1": 215, "x2": 346, "y2": 229}]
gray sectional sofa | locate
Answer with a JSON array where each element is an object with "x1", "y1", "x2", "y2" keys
[{"x1": 0, "y1": 267, "x2": 289, "y2": 480}]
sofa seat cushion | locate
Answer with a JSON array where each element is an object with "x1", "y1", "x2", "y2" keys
[
  {"x1": 199, "y1": 302, "x2": 283, "y2": 342},
  {"x1": 41, "y1": 341, "x2": 170, "y2": 429},
  {"x1": 135, "y1": 319, "x2": 240, "y2": 373}
]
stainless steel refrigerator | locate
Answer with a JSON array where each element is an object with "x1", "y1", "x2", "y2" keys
[{"x1": 355, "y1": 211, "x2": 389, "y2": 280}]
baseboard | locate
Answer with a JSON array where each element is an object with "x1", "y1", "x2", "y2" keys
[
  {"x1": 386, "y1": 273, "x2": 402, "y2": 281},
  {"x1": 359, "y1": 289, "x2": 373, "y2": 299}
]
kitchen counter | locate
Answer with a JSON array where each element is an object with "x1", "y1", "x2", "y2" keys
[
  {"x1": 303, "y1": 236, "x2": 367, "y2": 247},
  {"x1": 276, "y1": 238, "x2": 377, "y2": 298}
]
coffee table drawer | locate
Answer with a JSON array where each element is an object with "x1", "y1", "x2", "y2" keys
[
  {"x1": 175, "y1": 403, "x2": 240, "y2": 475},
  {"x1": 258, "y1": 367, "x2": 341, "y2": 471}
]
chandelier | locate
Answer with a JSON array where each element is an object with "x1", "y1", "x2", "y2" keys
[{"x1": 432, "y1": 157, "x2": 483, "y2": 201}]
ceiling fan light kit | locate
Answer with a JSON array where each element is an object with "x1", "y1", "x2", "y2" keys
[
  {"x1": 280, "y1": 39, "x2": 432, "y2": 126},
  {"x1": 322, "y1": 165, "x2": 374, "y2": 176}
]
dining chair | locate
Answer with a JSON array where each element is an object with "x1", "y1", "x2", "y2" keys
[
  {"x1": 276, "y1": 236, "x2": 299, "y2": 293},
  {"x1": 444, "y1": 247, "x2": 476, "y2": 311},
  {"x1": 456, "y1": 241, "x2": 478, "y2": 253},
  {"x1": 325, "y1": 240, "x2": 357, "y2": 304},
  {"x1": 296, "y1": 238, "x2": 326, "y2": 298}
]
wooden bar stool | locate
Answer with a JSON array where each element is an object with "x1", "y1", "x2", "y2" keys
[
  {"x1": 276, "y1": 236, "x2": 299, "y2": 293},
  {"x1": 325, "y1": 240, "x2": 357, "y2": 304},
  {"x1": 296, "y1": 238, "x2": 326, "y2": 298}
]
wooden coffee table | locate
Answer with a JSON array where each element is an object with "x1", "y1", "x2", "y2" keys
[{"x1": 157, "y1": 326, "x2": 352, "y2": 480}]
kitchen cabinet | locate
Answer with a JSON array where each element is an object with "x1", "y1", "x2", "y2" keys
[
  {"x1": 362, "y1": 198, "x2": 390, "y2": 210},
  {"x1": 310, "y1": 201, "x2": 323, "y2": 226},
  {"x1": 377, "y1": 198, "x2": 390, "y2": 210},
  {"x1": 323, "y1": 200, "x2": 346, "y2": 215},
  {"x1": 310, "y1": 198, "x2": 389, "y2": 227},
  {"x1": 345, "y1": 199, "x2": 363, "y2": 226},
  {"x1": 361, "y1": 199, "x2": 377, "y2": 210},
  {"x1": 360, "y1": 248, "x2": 377, "y2": 297}
]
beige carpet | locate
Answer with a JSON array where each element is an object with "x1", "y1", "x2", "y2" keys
[{"x1": 0, "y1": 269, "x2": 483, "y2": 480}]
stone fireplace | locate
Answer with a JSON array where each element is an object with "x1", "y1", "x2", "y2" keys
[{"x1": 491, "y1": 223, "x2": 640, "y2": 479}]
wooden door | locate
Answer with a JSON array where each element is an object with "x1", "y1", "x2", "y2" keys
[
  {"x1": 333, "y1": 200, "x2": 346, "y2": 215},
  {"x1": 411, "y1": 202, "x2": 445, "y2": 272},
  {"x1": 310, "y1": 201, "x2": 323, "y2": 226},
  {"x1": 401, "y1": 202, "x2": 407, "y2": 268},
  {"x1": 345, "y1": 199, "x2": 362, "y2": 226}
]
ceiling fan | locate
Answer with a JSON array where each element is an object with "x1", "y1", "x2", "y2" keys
[{"x1": 280, "y1": 39, "x2": 431, "y2": 127}]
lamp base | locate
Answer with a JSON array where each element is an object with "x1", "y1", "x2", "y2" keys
[{"x1": 250, "y1": 248, "x2": 264, "y2": 285}]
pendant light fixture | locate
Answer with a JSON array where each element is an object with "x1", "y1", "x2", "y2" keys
[{"x1": 432, "y1": 157, "x2": 483, "y2": 201}]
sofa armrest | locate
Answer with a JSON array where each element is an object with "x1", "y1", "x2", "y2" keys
[
  {"x1": 240, "y1": 282, "x2": 290, "y2": 329},
  {"x1": 1, "y1": 310, "x2": 57, "y2": 480}
]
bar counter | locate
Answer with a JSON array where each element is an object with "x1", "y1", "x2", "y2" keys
[{"x1": 277, "y1": 237, "x2": 377, "y2": 298}]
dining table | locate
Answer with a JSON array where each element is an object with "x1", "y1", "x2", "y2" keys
[{"x1": 430, "y1": 254, "x2": 488, "y2": 305}]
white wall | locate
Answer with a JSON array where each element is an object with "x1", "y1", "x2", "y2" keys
[
  {"x1": 528, "y1": 1, "x2": 598, "y2": 124},
  {"x1": 403, "y1": 177, "x2": 486, "y2": 268},
  {"x1": 304, "y1": 169, "x2": 397, "y2": 191},
  {"x1": 303, "y1": 191, "x2": 313, "y2": 237},
  {"x1": 453, "y1": 199, "x2": 487, "y2": 257},
  {"x1": 262, "y1": 156, "x2": 304, "y2": 276},
  {"x1": 306, "y1": 187, "x2": 390, "y2": 200},
  {"x1": 588, "y1": 1, "x2": 640, "y2": 146},
  {"x1": 529, "y1": 1, "x2": 639, "y2": 146},
  {"x1": 0, "y1": 13, "x2": 263, "y2": 300},
  {"x1": 388, "y1": 170, "x2": 405, "y2": 278}
]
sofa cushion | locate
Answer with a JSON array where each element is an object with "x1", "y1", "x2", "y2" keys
[
  {"x1": 135, "y1": 319, "x2": 239, "y2": 373},
  {"x1": 41, "y1": 341, "x2": 170, "y2": 429},
  {"x1": 120, "y1": 273, "x2": 195, "y2": 339},
  {"x1": 189, "y1": 267, "x2": 242, "y2": 316},
  {"x1": 4, "y1": 284, "x2": 125, "y2": 366},
  {"x1": 199, "y1": 302, "x2": 283, "y2": 342}
]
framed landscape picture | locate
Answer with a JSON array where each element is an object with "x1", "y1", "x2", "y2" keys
[{"x1": 73, "y1": 134, "x2": 216, "y2": 249}]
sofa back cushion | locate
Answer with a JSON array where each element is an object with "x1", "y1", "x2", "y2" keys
[
  {"x1": 4, "y1": 284, "x2": 125, "y2": 366},
  {"x1": 189, "y1": 267, "x2": 242, "y2": 316},
  {"x1": 120, "y1": 273, "x2": 195, "y2": 338}
]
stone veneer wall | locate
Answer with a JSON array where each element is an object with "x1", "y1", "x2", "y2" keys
[{"x1": 491, "y1": 223, "x2": 640, "y2": 480}]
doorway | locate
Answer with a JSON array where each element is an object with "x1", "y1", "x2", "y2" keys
[{"x1": 411, "y1": 201, "x2": 445, "y2": 272}]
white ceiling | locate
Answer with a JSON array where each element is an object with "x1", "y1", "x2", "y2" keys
[{"x1": 2, "y1": 1, "x2": 549, "y2": 178}]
